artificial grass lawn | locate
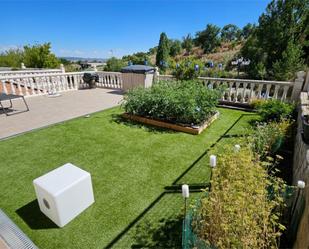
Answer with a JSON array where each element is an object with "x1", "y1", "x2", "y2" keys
[{"x1": 0, "y1": 107, "x2": 258, "y2": 249}]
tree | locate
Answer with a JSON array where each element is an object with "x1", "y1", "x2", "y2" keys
[
  {"x1": 148, "y1": 46, "x2": 157, "y2": 55},
  {"x1": 156, "y1": 32, "x2": 170, "y2": 70},
  {"x1": 23, "y1": 43, "x2": 60, "y2": 68},
  {"x1": 122, "y1": 52, "x2": 150, "y2": 65},
  {"x1": 182, "y1": 34, "x2": 194, "y2": 52},
  {"x1": 242, "y1": 23, "x2": 255, "y2": 39},
  {"x1": 104, "y1": 57, "x2": 126, "y2": 72},
  {"x1": 169, "y1": 39, "x2": 182, "y2": 57},
  {"x1": 241, "y1": 0, "x2": 308, "y2": 80},
  {"x1": 0, "y1": 48, "x2": 23, "y2": 68},
  {"x1": 273, "y1": 40, "x2": 304, "y2": 80},
  {"x1": 221, "y1": 24, "x2": 240, "y2": 41},
  {"x1": 195, "y1": 24, "x2": 221, "y2": 53}
]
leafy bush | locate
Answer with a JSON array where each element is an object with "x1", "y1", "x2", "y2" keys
[
  {"x1": 249, "y1": 120, "x2": 292, "y2": 159},
  {"x1": 104, "y1": 57, "x2": 126, "y2": 72},
  {"x1": 252, "y1": 99, "x2": 295, "y2": 122},
  {"x1": 172, "y1": 58, "x2": 203, "y2": 80},
  {"x1": 200, "y1": 68, "x2": 235, "y2": 78},
  {"x1": 195, "y1": 146, "x2": 286, "y2": 249},
  {"x1": 122, "y1": 80, "x2": 222, "y2": 125}
]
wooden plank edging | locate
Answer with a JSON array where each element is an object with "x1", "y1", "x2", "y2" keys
[{"x1": 122, "y1": 112, "x2": 219, "y2": 135}]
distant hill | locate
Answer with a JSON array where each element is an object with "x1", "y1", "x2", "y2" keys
[{"x1": 59, "y1": 57, "x2": 108, "y2": 63}]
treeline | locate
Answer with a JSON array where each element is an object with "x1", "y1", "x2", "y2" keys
[
  {"x1": 241, "y1": 0, "x2": 308, "y2": 80},
  {"x1": 0, "y1": 43, "x2": 61, "y2": 69},
  {"x1": 155, "y1": 0, "x2": 308, "y2": 80}
]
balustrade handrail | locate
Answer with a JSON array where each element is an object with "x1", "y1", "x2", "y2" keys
[
  {"x1": 0, "y1": 69, "x2": 63, "y2": 75},
  {"x1": 0, "y1": 72, "x2": 84, "y2": 80},
  {"x1": 198, "y1": 76, "x2": 294, "y2": 85},
  {"x1": 157, "y1": 74, "x2": 294, "y2": 85}
]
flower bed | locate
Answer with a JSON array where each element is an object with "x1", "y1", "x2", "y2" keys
[
  {"x1": 123, "y1": 111, "x2": 219, "y2": 135},
  {"x1": 122, "y1": 80, "x2": 223, "y2": 133}
]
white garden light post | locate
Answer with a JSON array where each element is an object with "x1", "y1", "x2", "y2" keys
[
  {"x1": 291, "y1": 180, "x2": 306, "y2": 217},
  {"x1": 234, "y1": 144, "x2": 241, "y2": 152},
  {"x1": 182, "y1": 184, "x2": 190, "y2": 249},
  {"x1": 210, "y1": 155, "x2": 217, "y2": 168}
]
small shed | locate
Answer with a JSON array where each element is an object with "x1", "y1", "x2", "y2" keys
[{"x1": 121, "y1": 65, "x2": 155, "y2": 91}]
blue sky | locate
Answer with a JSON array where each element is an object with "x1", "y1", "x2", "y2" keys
[{"x1": 0, "y1": 0, "x2": 270, "y2": 58}]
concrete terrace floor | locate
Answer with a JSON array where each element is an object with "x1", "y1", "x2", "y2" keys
[{"x1": 0, "y1": 88, "x2": 123, "y2": 139}]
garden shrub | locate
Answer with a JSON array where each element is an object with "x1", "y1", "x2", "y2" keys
[
  {"x1": 172, "y1": 58, "x2": 203, "y2": 80},
  {"x1": 195, "y1": 146, "x2": 286, "y2": 249},
  {"x1": 122, "y1": 80, "x2": 222, "y2": 125},
  {"x1": 249, "y1": 120, "x2": 292, "y2": 159},
  {"x1": 252, "y1": 99, "x2": 295, "y2": 122}
]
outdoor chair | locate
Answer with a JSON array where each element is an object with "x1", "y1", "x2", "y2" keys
[{"x1": 0, "y1": 93, "x2": 29, "y2": 116}]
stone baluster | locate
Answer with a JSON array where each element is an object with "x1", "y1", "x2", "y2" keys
[
  {"x1": 33, "y1": 77, "x2": 40, "y2": 95},
  {"x1": 62, "y1": 75, "x2": 68, "y2": 91},
  {"x1": 234, "y1": 82, "x2": 240, "y2": 102},
  {"x1": 228, "y1": 82, "x2": 233, "y2": 101},
  {"x1": 1, "y1": 80, "x2": 8, "y2": 94},
  {"x1": 241, "y1": 83, "x2": 248, "y2": 103},
  {"x1": 256, "y1": 84, "x2": 263, "y2": 99},
  {"x1": 9, "y1": 80, "x2": 16, "y2": 95},
  {"x1": 281, "y1": 86, "x2": 290, "y2": 101},
  {"x1": 273, "y1": 85, "x2": 280, "y2": 100},
  {"x1": 248, "y1": 83, "x2": 255, "y2": 103},
  {"x1": 265, "y1": 84, "x2": 271, "y2": 99},
  {"x1": 29, "y1": 78, "x2": 36, "y2": 95},
  {"x1": 16, "y1": 79, "x2": 23, "y2": 95},
  {"x1": 75, "y1": 75, "x2": 80, "y2": 89},
  {"x1": 41, "y1": 77, "x2": 47, "y2": 94}
]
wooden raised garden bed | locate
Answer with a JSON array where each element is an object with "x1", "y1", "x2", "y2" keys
[{"x1": 122, "y1": 112, "x2": 219, "y2": 135}]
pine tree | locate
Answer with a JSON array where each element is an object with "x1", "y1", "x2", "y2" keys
[
  {"x1": 273, "y1": 40, "x2": 304, "y2": 80},
  {"x1": 156, "y1": 32, "x2": 170, "y2": 70}
]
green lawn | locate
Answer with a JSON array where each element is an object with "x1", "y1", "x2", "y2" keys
[{"x1": 0, "y1": 107, "x2": 258, "y2": 249}]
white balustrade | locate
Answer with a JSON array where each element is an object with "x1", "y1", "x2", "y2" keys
[
  {"x1": 0, "y1": 72, "x2": 84, "y2": 97},
  {"x1": 0, "y1": 69, "x2": 63, "y2": 78},
  {"x1": 95, "y1": 71, "x2": 123, "y2": 89},
  {"x1": 156, "y1": 75, "x2": 297, "y2": 103}
]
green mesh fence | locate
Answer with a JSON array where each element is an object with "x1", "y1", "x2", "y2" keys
[
  {"x1": 182, "y1": 193, "x2": 213, "y2": 249},
  {"x1": 182, "y1": 186, "x2": 303, "y2": 249}
]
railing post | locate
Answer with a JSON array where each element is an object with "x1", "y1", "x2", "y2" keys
[
  {"x1": 291, "y1": 71, "x2": 306, "y2": 101},
  {"x1": 60, "y1": 64, "x2": 65, "y2": 73},
  {"x1": 302, "y1": 70, "x2": 309, "y2": 92}
]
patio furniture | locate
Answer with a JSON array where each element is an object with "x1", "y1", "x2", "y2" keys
[
  {"x1": 0, "y1": 93, "x2": 29, "y2": 116},
  {"x1": 0, "y1": 209, "x2": 38, "y2": 249},
  {"x1": 33, "y1": 163, "x2": 95, "y2": 227}
]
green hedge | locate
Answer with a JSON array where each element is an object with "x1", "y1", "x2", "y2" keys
[
  {"x1": 251, "y1": 99, "x2": 295, "y2": 122},
  {"x1": 122, "y1": 80, "x2": 222, "y2": 125}
]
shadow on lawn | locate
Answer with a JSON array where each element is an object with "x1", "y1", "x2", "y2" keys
[
  {"x1": 131, "y1": 216, "x2": 183, "y2": 249},
  {"x1": 16, "y1": 200, "x2": 58, "y2": 230},
  {"x1": 111, "y1": 114, "x2": 175, "y2": 134},
  {"x1": 104, "y1": 113, "x2": 257, "y2": 248}
]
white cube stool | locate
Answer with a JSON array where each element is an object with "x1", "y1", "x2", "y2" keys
[{"x1": 33, "y1": 163, "x2": 94, "y2": 227}]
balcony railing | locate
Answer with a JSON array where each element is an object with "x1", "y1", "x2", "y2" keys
[
  {"x1": 156, "y1": 71, "x2": 306, "y2": 103},
  {"x1": 0, "y1": 69, "x2": 306, "y2": 104},
  {"x1": 0, "y1": 71, "x2": 124, "y2": 97}
]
